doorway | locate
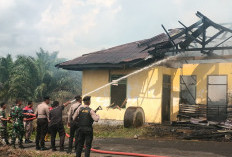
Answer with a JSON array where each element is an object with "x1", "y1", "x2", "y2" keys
[{"x1": 162, "y1": 75, "x2": 171, "y2": 123}]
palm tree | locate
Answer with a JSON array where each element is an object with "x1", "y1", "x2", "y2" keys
[
  {"x1": 8, "y1": 56, "x2": 39, "y2": 100},
  {"x1": 34, "y1": 48, "x2": 82, "y2": 102},
  {"x1": 0, "y1": 54, "x2": 13, "y2": 102},
  {"x1": 0, "y1": 49, "x2": 82, "y2": 103}
]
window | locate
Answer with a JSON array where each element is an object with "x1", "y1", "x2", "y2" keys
[
  {"x1": 110, "y1": 75, "x2": 127, "y2": 108},
  {"x1": 207, "y1": 75, "x2": 227, "y2": 121},
  {"x1": 180, "y1": 75, "x2": 196, "y2": 105}
]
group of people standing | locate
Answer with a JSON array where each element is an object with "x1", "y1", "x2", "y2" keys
[
  {"x1": 0, "y1": 100, "x2": 35, "y2": 148},
  {"x1": 0, "y1": 95, "x2": 100, "y2": 157}
]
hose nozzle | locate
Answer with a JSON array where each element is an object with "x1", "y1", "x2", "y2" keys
[{"x1": 95, "y1": 106, "x2": 102, "y2": 113}]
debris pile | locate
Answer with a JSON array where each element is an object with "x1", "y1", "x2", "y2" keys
[
  {"x1": 146, "y1": 118, "x2": 232, "y2": 141},
  {"x1": 172, "y1": 118, "x2": 232, "y2": 141}
]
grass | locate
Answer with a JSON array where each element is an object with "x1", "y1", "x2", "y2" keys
[
  {"x1": 0, "y1": 146, "x2": 75, "y2": 157},
  {"x1": 7, "y1": 122, "x2": 149, "y2": 141},
  {"x1": 93, "y1": 125, "x2": 148, "y2": 138}
]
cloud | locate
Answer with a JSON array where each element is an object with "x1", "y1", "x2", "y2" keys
[
  {"x1": 0, "y1": 0, "x2": 15, "y2": 11},
  {"x1": 0, "y1": 0, "x2": 232, "y2": 59},
  {"x1": 0, "y1": 0, "x2": 122, "y2": 58}
]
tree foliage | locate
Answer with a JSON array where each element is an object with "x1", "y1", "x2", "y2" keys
[{"x1": 0, "y1": 49, "x2": 82, "y2": 102}]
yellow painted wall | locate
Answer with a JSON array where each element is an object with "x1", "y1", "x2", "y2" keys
[
  {"x1": 181, "y1": 63, "x2": 232, "y2": 106},
  {"x1": 82, "y1": 62, "x2": 232, "y2": 124},
  {"x1": 82, "y1": 66, "x2": 179, "y2": 124}
]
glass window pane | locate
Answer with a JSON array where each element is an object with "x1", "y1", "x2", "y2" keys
[
  {"x1": 180, "y1": 76, "x2": 196, "y2": 105},
  {"x1": 208, "y1": 76, "x2": 227, "y2": 84},
  {"x1": 208, "y1": 85, "x2": 227, "y2": 105}
]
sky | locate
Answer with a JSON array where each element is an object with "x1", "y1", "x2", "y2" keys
[{"x1": 0, "y1": 0, "x2": 232, "y2": 59}]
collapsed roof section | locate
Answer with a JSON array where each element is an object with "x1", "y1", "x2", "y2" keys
[{"x1": 57, "y1": 12, "x2": 232, "y2": 71}]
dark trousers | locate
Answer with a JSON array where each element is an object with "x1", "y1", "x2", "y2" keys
[
  {"x1": 0, "y1": 127, "x2": 9, "y2": 144},
  {"x1": 36, "y1": 118, "x2": 48, "y2": 148},
  {"x1": 50, "y1": 124, "x2": 65, "y2": 150},
  {"x1": 76, "y1": 128, "x2": 93, "y2": 157},
  {"x1": 68, "y1": 121, "x2": 79, "y2": 151}
]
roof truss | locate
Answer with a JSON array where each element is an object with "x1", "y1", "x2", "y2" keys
[{"x1": 151, "y1": 11, "x2": 232, "y2": 56}]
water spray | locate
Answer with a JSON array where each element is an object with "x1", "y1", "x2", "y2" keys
[{"x1": 70, "y1": 53, "x2": 182, "y2": 104}]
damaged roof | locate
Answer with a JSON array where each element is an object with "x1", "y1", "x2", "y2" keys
[
  {"x1": 57, "y1": 30, "x2": 182, "y2": 71},
  {"x1": 57, "y1": 12, "x2": 232, "y2": 71}
]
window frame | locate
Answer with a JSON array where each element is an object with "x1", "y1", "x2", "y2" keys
[
  {"x1": 180, "y1": 75, "x2": 197, "y2": 105},
  {"x1": 110, "y1": 74, "x2": 127, "y2": 108}
]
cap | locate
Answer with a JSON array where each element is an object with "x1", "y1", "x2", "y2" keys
[{"x1": 83, "y1": 96, "x2": 91, "y2": 102}]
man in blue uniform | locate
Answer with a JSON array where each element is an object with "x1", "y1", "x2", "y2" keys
[{"x1": 73, "y1": 96, "x2": 100, "y2": 157}]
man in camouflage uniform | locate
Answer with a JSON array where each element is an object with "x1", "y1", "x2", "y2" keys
[
  {"x1": 0, "y1": 102, "x2": 9, "y2": 145},
  {"x1": 9, "y1": 100, "x2": 25, "y2": 149}
]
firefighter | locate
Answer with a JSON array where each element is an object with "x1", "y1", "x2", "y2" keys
[
  {"x1": 35, "y1": 96, "x2": 50, "y2": 150},
  {"x1": 67, "y1": 95, "x2": 82, "y2": 153},
  {"x1": 73, "y1": 96, "x2": 100, "y2": 157},
  {"x1": 9, "y1": 99, "x2": 25, "y2": 149},
  {"x1": 0, "y1": 102, "x2": 9, "y2": 145},
  {"x1": 23, "y1": 101, "x2": 35, "y2": 143},
  {"x1": 49, "y1": 100, "x2": 71, "y2": 151}
]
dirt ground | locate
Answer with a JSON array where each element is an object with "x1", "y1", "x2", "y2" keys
[{"x1": 2, "y1": 138, "x2": 231, "y2": 157}]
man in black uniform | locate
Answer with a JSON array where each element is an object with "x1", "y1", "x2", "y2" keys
[
  {"x1": 67, "y1": 95, "x2": 82, "y2": 153},
  {"x1": 73, "y1": 96, "x2": 100, "y2": 157},
  {"x1": 49, "y1": 100, "x2": 71, "y2": 151}
]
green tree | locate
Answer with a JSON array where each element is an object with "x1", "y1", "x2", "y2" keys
[
  {"x1": 0, "y1": 54, "x2": 14, "y2": 102},
  {"x1": 34, "y1": 48, "x2": 82, "y2": 102},
  {"x1": 0, "y1": 49, "x2": 82, "y2": 103},
  {"x1": 8, "y1": 56, "x2": 39, "y2": 100}
]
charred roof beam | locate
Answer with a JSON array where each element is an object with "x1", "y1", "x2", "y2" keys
[
  {"x1": 196, "y1": 11, "x2": 232, "y2": 33},
  {"x1": 171, "y1": 20, "x2": 203, "y2": 40},
  {"x1": 157, "y1": 46, "x2": 232, "y2": 53},
  {"x1": 205, "y1": 30, "x2": 225, "y2": 45},
  {"x1": 178, "y1": 20, "x2": 203, "y2": 44},
  {"x1": 179, "y1": 21, "x2": 210, "y2": 49}
]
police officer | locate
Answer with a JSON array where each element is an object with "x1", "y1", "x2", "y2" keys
[
  {"x1": 0, "y1": 102, "x2": 9, "y2": 145},
  {"x1": 67, "y1": 95, "x2": 82, "y2": 153},
  {"x1": 73, "y1": 96, "x2": 100, "y2": 157},
  {"x1": 9, "y1": 99, "x2": 25, "y2": 149},
  {"x1": 35, "y1": 96, "x2": 50, "y2": 150}
]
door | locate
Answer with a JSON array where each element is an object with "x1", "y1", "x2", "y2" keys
[
  {"x1": 162, "y1": 75, "x2": 171, "y2": 123},
  {"x1": 207, "y1": 76, "x2": 227, "y2": 121}
]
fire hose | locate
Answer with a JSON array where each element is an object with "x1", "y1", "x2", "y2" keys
[
  {"x1": 65, "y1": 133, "x2": 168, "y2": 157},
  {"x1": 65, "y1": 105, "x2": 169, "y2": 157}
]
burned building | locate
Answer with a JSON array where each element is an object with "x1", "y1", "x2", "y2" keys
[{"x1": 57, "y1": 12, "x2": 232, "y2": 126}]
